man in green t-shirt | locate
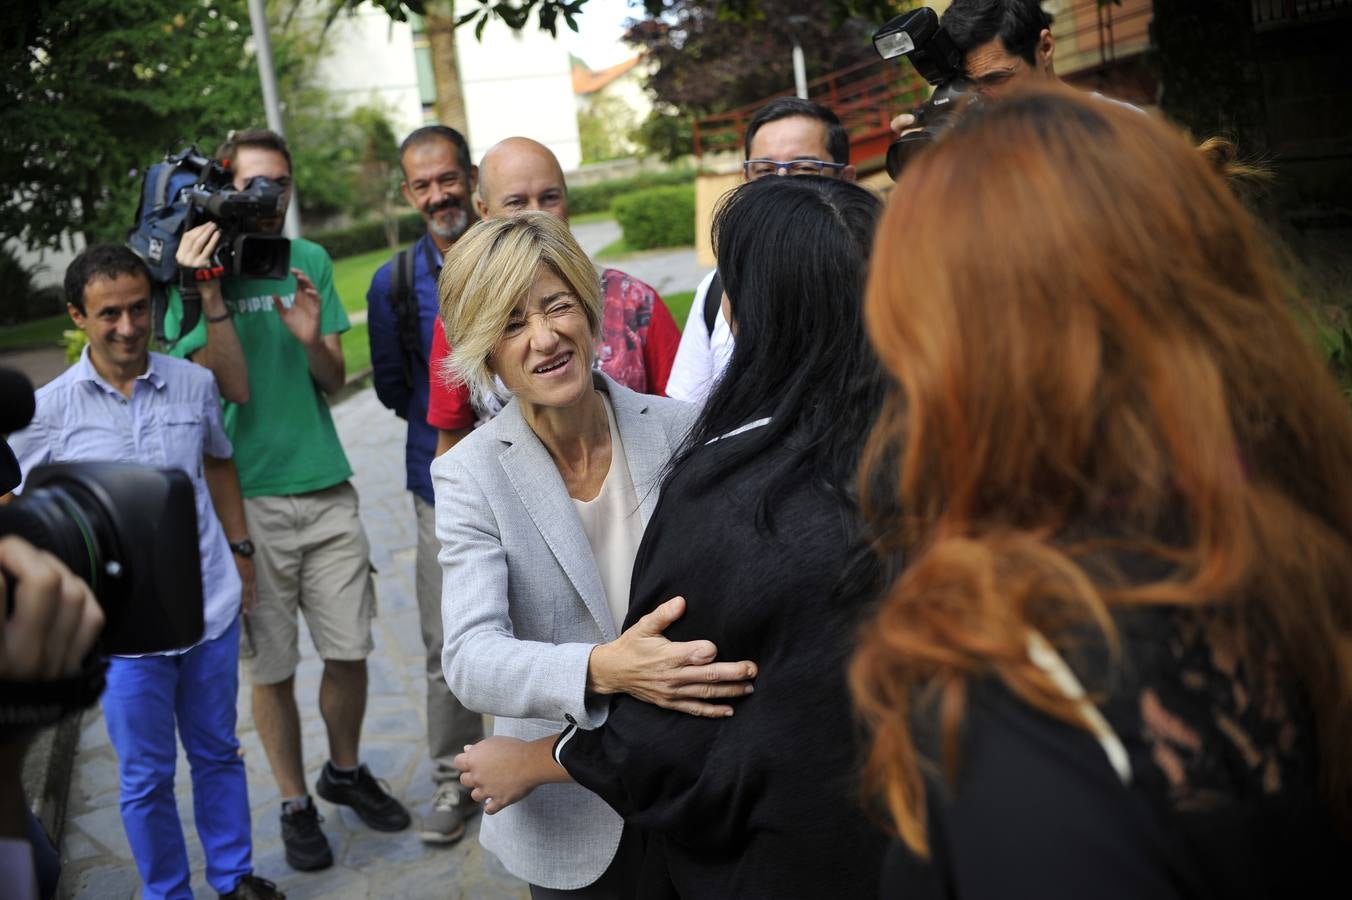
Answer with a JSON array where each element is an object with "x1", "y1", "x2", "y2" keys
[{"x1": 165, "y1": 128, "x2": 409, "y2": 873}]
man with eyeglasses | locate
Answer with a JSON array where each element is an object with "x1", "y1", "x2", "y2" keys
[{"x1": 666, "y1": 98, "x2": 856, "y2": 405}]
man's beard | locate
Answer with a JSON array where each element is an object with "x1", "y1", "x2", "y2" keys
[{"x1": 427, "y1": 200, "x2": 470, "y2": 242}]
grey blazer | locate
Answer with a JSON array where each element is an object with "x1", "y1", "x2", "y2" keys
[{"x1": 433, "y1": 372, "x2": 695, "y2": 890}]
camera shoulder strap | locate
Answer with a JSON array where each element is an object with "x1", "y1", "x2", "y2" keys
[
  {"x1": 702, "y1": 271, "x2": 723, "y2": 336},
  {"x1": 389, "y1": 246, "x2": 418, "y2": 391}
]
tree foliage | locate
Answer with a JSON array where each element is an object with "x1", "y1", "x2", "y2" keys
[
  {"x1": 624, "y1": 1, "x2": 897, "y2": 117},
  {"x1": 0, "y1": 0, "x2": 271, "y2": 249},
  {"x1": 579, "y1": 92, "x2": 640, "y2": 163},
  {"x1": 632, "y1": 106, "x2": 694, "y2": 161},
  {"x1": 0, "y1": 0, "x2": 406, "y2": 250},
  {"x1": 355, "y1": 0, "x2": 906, "y2": 41}
]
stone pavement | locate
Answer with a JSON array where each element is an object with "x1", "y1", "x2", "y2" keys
[{"x1": 56, "y1": 387, "x2": 529, "y2": 900}]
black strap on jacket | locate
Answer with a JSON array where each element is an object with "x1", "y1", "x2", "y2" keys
[
  {"x1": 388, "y1": 238, "x2": 442, "y2": 391},
  {"x1": 702, "y1": 271, "x2": 723, "y2": 335}
]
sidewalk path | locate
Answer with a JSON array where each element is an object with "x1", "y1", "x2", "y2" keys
[
  {"x1": 1, "y1": 346, "x2": 67, "y2": 390},
  {"x1": 571, "y1": 220, "x2": 705, "y2": 298},
  {"x1": 57, "y1": 387, "x2": 528, "y2": 900}
]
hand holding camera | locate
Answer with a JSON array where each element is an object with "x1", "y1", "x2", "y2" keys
[
  {"x1": 0, "y1": 537, "x2": 104, "y2": 684},
  {"x1": 874, "y1": 7, "x2": 979, "y2": 178}
]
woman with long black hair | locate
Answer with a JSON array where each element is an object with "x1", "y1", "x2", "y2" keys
[{"x1": 455, "y1": 173, "x2": 890, "y2": 898}]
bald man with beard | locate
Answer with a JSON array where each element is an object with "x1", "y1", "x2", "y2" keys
[{"x1": 425, "y1": 138, "x2": 682, "y2": 455}]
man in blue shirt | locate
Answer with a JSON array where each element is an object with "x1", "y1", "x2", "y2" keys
[
  {"x1": 7, "y1": 245, "x2": 282, "y2": 900},
  {"x1": 365, "y1": 125, "x2": 484, "y2": 844}
]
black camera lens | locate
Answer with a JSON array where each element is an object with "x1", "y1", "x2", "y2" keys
[
  {"x1": 0, "y1": 463, "x2": 204, "y2": 655},
  {"x1": 234, "y1": 235, "x2": 291, "y2": 280}
]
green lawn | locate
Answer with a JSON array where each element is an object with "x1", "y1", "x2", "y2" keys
[
  {"x1": 342, "y1": 322, "x2": 371, "y2": 377},
  {"x1": 664, "y1": 290, "x2": 696, "y2": 327},
  {"x1": 0, "y1": 313, "x2": 69, "y2": 350},
  {"x1": 332, "y1": 246, "x2": 401, "y2": 314}
]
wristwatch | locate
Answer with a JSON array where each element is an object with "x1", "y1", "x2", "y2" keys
[{"x1": 229, "y1": 538, "x2": 256, "y2": 558}]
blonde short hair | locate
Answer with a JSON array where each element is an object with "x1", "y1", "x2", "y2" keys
[{"x1": 437, "y1": 212, "x2": 602, "y2": 407}]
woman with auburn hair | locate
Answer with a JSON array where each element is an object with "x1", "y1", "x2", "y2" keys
[{"x1": 852, "y1": 87, "x2": 1352, "y2": 898}]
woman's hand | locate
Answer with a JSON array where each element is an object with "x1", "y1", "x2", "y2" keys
[
  {"x1": 587, "y1": 596, "x2": 757, "y2": 718},
  {"x1": 455, "y1": 736, "x2": 569, "y2": 815}
]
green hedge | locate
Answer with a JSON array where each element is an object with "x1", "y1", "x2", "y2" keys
[
  {"x1": 568, "y1": 169, "x2": 694, "y2": 217},
  {"x1": 612, "y1": 186, "x2": 696, "y2": 250},
  {"x1": 307, "y1": 169, "x2": 695, "y2": 259},
  {"x1": 310, "y1": 213, "x2": 424, "y2": 260}
]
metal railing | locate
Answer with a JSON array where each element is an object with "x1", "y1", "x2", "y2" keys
[
  {"x1": 692, "y1": 57, "x2": 928, "y2": 161},
  {"x1": 691, "y1": 0, "x2": 1158, "y2": 161}
]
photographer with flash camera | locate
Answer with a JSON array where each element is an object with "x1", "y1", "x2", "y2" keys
[
  {"x1": 885, "y1": 0, "x2": 1057, "y2": 136},
  {"x1": 878, "y1": 1, "x2": 1141, "y2": 177},
  {"x1": 164, "y1": 128, "x2": 408, "y2": 873},
  {"x1": 5, "y1": 244, "x2": 282, "y2": 899}
]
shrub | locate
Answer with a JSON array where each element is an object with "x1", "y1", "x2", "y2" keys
[
  {"x1": 611, "y1": 186, "x2": 696, "y2": 250},
  {"x1": 0, "y1": 245, "x2": 63, "y2": 325},
  {"x1": 569, "y1": 169, "x2": 694, "y2": 217},
  {"x1": 310, "y1": 213, "x2": 424, "y2": 260}
]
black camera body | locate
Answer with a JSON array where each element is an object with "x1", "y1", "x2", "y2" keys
[
  {"x1": 181, "y1": 148, "x2": 292, "y2": 281},
  {"x1": 874, "y1": 7, "x2": 979, "y2": 179}
]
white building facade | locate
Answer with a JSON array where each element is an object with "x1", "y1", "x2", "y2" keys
[{"x1": 313, "y1": 7, "x2": 581, "y2": 172}]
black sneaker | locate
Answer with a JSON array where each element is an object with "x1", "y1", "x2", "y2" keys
[
  {"x1": 280, "y1": 800, "x2": 333, "y2": 872},
  {"x1": 220, "y1": 874, "x2": 287, "y2": 899},
  {"x1": 315, "y1": 762, "x2": 411, "y2": 832}
]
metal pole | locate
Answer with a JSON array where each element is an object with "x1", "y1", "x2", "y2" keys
[
  {"x1": 246, "y1": 0, "x2": 301, "y2": 238},
  {"x1": 792, "y1": 39, "x2": 808, "y2": 100}
]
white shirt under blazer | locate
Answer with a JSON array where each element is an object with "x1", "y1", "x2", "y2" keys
[{"x1": 433, "y1": 371, "x2": 696, "y2": 890}]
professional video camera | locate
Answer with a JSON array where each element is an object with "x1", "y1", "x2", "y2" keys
[
  {"x1": 0, "y1": 369, "x2": 205, "y2": 659},
  {"x1": 129, "y1": 144, "x2": 291, "y2": 285},
  {"x1": 874, "y1": 7, "x2": 978, "y2": 179}
]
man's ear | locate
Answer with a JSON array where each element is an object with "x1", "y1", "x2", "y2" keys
[
  {"x1": 400, "y1": 180, "x2": 417, "y2": 210},
  {"x1": 1037, "y1": 28, "x2": 1055, "y2": 75},
  {"x1": 842, "y1": 164, "x2": 858, "y2": 183},
  {"x1": 473, "y1": 193, "x2": 490, "y2": 220},
  {"x1": 66, "y1": 303, "x2": 86, "y2": 330}
]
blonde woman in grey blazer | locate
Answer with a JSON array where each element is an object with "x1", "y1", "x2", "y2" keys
[{"x1": 431, "y1": 213, "x2": 757, "y2": 899}]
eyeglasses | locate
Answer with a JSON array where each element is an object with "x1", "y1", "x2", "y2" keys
[{"x1": 742, "y1": 158, "x2": 848, "y2": 180}]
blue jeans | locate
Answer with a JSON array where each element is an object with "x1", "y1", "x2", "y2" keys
[{"x1": 102, "y1": 616, "x2": 252, "y2": 899}]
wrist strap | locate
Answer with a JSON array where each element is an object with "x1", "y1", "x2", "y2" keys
[{"x1": 206, "y1": 309, "x2": 233, "y2": 324}]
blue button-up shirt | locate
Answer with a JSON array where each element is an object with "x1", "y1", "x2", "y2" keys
[{"x1": 8, "y1": 348, "x2": 240, "y2": 654}]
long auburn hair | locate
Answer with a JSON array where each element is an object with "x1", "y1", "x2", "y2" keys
[{"x1": 850, "y1": 86, "x2": 1352, "y2": 854}]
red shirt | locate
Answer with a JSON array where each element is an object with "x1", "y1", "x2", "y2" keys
[{"x1": 426, "y1": 267, "x2": 680, "y2": 429}]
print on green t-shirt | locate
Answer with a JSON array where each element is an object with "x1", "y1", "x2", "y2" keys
[{"x1": 162, "y1": 238, "x2": 354, "y2": 498}]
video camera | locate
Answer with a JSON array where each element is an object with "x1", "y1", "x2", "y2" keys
[
  {"x1": 178, "y1": 146, "x2": 292, "y2": 280},
  {"x1": 874, "y1": 7, "x2": 978, "y2": 179},
  {"x1": 0, "y1": 370, "x2": 205, "y2": 659},
  {"x1": 128, "y1": 145, "x2": 291, "y2": 287}
]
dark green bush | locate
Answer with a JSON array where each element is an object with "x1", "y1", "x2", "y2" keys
[
  {"x1": 569, "y1": 169, "x2": 694, "y2": 217},
  {"x1": 0, "y1": 245, "x2": 64, "y2": 325},
  {"x1": 310, "y1": 213, "x2": 424, "y2": 260},
  {"x1": 612, "y1": 185, "x2": 696, "y2": 250}
]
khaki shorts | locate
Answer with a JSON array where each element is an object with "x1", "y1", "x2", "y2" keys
[{"x1": 240, "y1": 481, "x2": 376, "y2": 684}]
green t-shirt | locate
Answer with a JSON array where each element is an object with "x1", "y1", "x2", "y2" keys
[{"x1": 163, "y1": 237, "x2": 353, "y2": 498}]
